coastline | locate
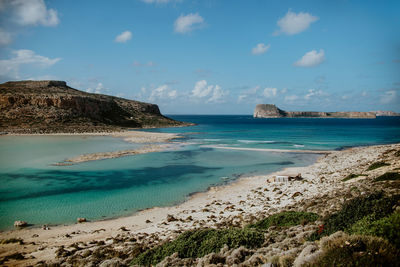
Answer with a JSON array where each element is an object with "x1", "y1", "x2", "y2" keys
[{"x1": 1, "y1": 142, "x2": 399, "y2": 265}]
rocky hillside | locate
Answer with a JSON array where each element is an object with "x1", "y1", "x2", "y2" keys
[
  {"x1": 0, "y1": 80, "x2": 186, "y2": 133},
  {"x1": 254, "y1": 104, "x2": 380, "y2": 119}
]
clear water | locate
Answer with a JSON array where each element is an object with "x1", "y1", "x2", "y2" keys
[{"x1": 0, "y1": 116, "x2": 399, "y2": 230}]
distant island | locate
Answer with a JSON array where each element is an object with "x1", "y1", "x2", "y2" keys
[
  {"x1": 254, "y1": 104, "x2": 400, "y2": 119},
  {"x1": 0, "y1": 80, "x2": 187, "y2": 134}
]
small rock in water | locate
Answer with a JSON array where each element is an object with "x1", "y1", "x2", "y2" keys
[
  {"x1": 77, "y1": 218, "x2": 87, "y2": 223},
  {"x1": 14, "y1": 220, "x2": 28, "y2": 228}
]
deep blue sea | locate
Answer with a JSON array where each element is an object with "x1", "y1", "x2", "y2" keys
[{"x1": 0, "y1": 116, "x2": 399, "y2": 230}]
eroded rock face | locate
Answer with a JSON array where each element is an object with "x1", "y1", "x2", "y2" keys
[
  {"x1": 0, "y1": 80, "x2": 184, "y2": 133},
  {"x1": 253, "y1": 104, "x2": 377, "y2": 119}
]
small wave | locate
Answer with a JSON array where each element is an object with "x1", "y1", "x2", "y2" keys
[
  {"x1": 238, "y1": 140, "x2": 275, "y2": 144},
  {"x1": 293, "y1": 144, "x2": 305, "y2": 148},
  {"x1": 204, "y1": 139, "x2": 221, "y2": 142}
]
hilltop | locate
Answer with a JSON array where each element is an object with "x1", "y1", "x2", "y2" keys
[
  {"x1": 254, "y1": 104, "x2": 399, "y2": 119},
  {"x1": 0, "y1": 80, "x2": 187, "y2": 133}
]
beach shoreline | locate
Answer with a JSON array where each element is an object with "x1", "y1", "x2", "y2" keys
[{"x1": 1, "y1": 141, "x2": 399, "y2": 265}]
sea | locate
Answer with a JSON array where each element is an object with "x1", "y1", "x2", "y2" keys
[{"x1": 0, "y1": 115, "x2": 399, "y2": 230}]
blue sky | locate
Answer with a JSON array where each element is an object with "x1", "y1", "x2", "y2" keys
[{"x1": 0, "y1": 0, "x2": 399, "y2": 114}]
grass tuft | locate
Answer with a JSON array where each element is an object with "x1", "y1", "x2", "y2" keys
[
  {"x1": 374, "y1": 172, "x2": 400, "y2": 182},
  {"x1": 247, "y1": 211, "x2": 319, "y2": 230},
  {"x1": 367, "y1": 161, "x2": 390, "y2": 171}
]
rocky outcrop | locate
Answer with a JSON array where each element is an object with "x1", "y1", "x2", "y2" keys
[
  {"x1": 254, "y1": 104, "x2": 378, "y2": 119},
  {"x1": 0, "y1": 80, "x2": 186, "y2": 133},
  {"x1": 373, "y1": 110, "x2": 400, "y2": 116}
]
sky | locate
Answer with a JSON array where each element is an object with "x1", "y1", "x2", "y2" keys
[{"x1": 0, "y1": 0, "x2": 399, "y2": 114}]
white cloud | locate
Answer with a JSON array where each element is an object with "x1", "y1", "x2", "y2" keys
[
  {"x1": 284, "y1": 95, "x2": 299, "y2": 102},
  {"x1": 294, "y1": 49, "x2": 325, "y2": 67},
  {"x1": 191, "y1": 80, "x2": 228, "y2": 103},
  {"x1": 281, "y1": 88, "x2": 288, "y2": 94},
  {"x1": 380, "y1": 90, "x2": 396, "y2": 104},
  {"x1": 0, "y1": 49, "x2": 61, "y2": 79},
  {"x1": 12, "y1": 0, "x2": 59, "y2": 26},
  {"x1": 133, "y1": 61, "x2": 156, "y2": 67},
  {"x1": 263, "y1": 87, "x2": 277, "y2": 98},
  {"x1": 276, "y1": 11, "x2": 318, "y2": 35},
  {"x1": 115, "y1": 30, "x2": 132, "y2": 43},
  {"x1": 149, "y1": 84, "x2": 178, "y2": 101},
  {"x1": 86, "y1": 82, "x2": 106, "y2": 94},
  {"x1": 304, "y1": 89, "x2": 326, "y2": 100},
  {"x1": 252, "y1": 43, "x2": 270, "y2": 55},
  {"x1": 0, "y1": 28, "x2": 12, "y2": 46},
  {"x1": 192, "y1": 80, "x2": 213, "y2": 98},
  {"x1": 238, "y1": 86, "x2": 260, "y2": 102},
  {"x1": 174, "y1": 13, "x2": 204, "y2": 34}
]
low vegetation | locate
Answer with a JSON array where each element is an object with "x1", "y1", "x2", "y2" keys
[
  {"x1": 349, "y1": 212, "x2": 400, "y2": 248},
  {"x1": 374, "y1": 172, "x2": 400, "y2": 182},
  {"x1": 0, "y1": 238, "x2": 24, "y2": 245},
  {"x1": 306, "y1": 234, "x2": 400, "y2": 267},
  {"x1": 342, "y1": 173, "x2": 364, "y2": 182},
  {"x1": 247, "y1": 211, "x2": 319, "y2": 230},
  {"x1": 309, "y1": 192, "x2": 400, "y2": 246},
  {"x1": 367, "y1": 161, "x2": 390, "y2": 171},
  {"x1": 132, "y1": 228, "x2": 264, "y2": 266},
  {"x1": 132, "y1": 211, "x2": 319, "y2": 266}
]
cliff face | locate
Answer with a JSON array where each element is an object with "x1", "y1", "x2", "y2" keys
[
  {"x1": 0, "y1": 80, "x2": 185, "y2": 133},
  {"x1": 254, "y1": 104, "x2": 377, "y2": 119}
]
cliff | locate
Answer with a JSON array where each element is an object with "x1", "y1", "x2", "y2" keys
[
  {"x1": 253, "y1": 104, "x2": 379, "y2": 119},
  {"x1": 0, "y1": 80, "x2": 186, "y2": 133}
]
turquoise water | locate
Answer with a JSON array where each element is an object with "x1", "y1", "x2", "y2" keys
[{"x1": 0, "y1": 116, "x2": 399, "y2": 230}]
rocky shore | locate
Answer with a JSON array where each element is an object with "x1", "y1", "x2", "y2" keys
[{"x1": 0, "y1": 143, "x2": 399, "y2": 266}]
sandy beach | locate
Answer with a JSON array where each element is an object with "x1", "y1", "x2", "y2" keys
[{"x1": 1, "y1": 139, "x2": 399, "y2": 266}]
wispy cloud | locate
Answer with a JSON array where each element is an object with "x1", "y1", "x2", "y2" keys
[
  {"x1": 115, "y1": 30, "x2": 132, "y2": 43},
  {"x1": 294, "y1": 49, "x2": 325, "y2": 67},
  {"x1": 174, "y1": 13, "x2": 204, "y2": 34},
  {"x1": 0, "y1": 49, "x2": 61, "y2": 80},
  {"x1": 251, "y1": 43, "x2": 270, "y2": 55},
  {"x1": 275, "y1": 10, "x2": 318, "y2": 35}
]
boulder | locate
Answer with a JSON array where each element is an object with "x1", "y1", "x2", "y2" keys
[
  {"x1": 14, "y1": 220, "x2": 28, "y2": 227},
  {"x1": 77, "y1": 218, "x2": 87, "y2": 223}
]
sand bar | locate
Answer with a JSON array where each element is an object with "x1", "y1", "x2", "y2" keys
[{"x1": 205, "y1": 145, "x2": 333, "y2": 154}]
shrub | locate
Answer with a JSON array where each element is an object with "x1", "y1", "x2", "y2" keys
[
  {"x1": 309, "y1": 193, "x2": 399, "y2": 240},
  {"x1": 247, "y1": 211, "x2": 319, "y2": 230},
  {"x1": 305, "y1": 234, "x2": 400, "y2": 267},
  {"x1": 342, "y1": 174, "x2": 363, "y2": 182},
  {"x1": 131, "y1": 228, "x2": 264, "y2": 266},
  {"x1": 374, "y1": 172, "x2": 400, "y2": 182},
  {"x1": 349, "y1": 213, "x2": 400, "y2": 248},
  {"x1": 367, "y1": 161, "x2": 390, "y2": 171}
]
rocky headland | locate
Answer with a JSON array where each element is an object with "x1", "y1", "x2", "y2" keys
[
  {"x1": 0, "y1": 80, "x2": 188, "y2": 134},
  {"x1": 253, "y1": 104, "x2": 399, "y2": 119}
]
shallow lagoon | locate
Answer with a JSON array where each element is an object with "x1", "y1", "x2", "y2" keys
[{"x1": 1, "y1": 116, "x2": 399, "y2": 230}]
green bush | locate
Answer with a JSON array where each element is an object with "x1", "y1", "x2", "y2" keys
[
  {"x1": 309, "y1": 193, "x2": 399, "y2": 240},
  {"x1": 349, "y1": 213, "x2": 400, "y2": 248},
  {"x1": 367, "y1": 161, "x2": 390, "y2": 171},
  {"x1": 374, "y1": 172, "x2": 400, "y2": 182},
  {"x1": 131, "y1": 228, "x2": 264, "y2": 266},
  {"x1": 247, "y1": 211, "x2": 319, "y2": 230},
  {"x1": 342, "y1": 174, "x2": 362, "y2": 182},
  {"x1": 306, "y1": 234, "x2": 400, "y2": 267}
]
